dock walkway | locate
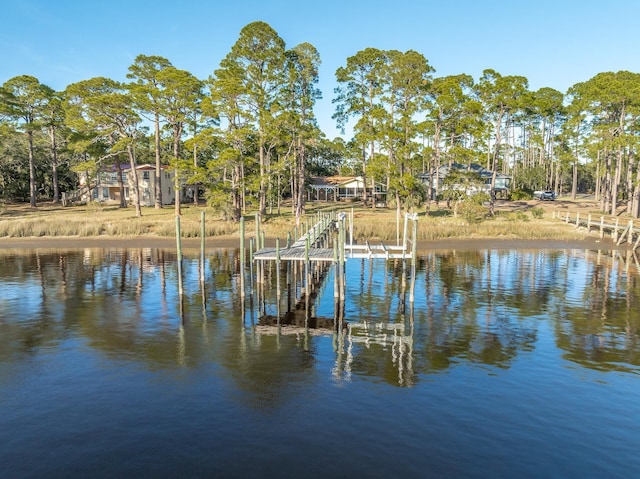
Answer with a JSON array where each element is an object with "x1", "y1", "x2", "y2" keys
[
  {"x1": 253, "y1": 212, "x2": 337, "y2": 262},
  {"x1": 253, "y1": 211, "x2": 417, "y2": 262},
  {"x1": 249, "y1": 209, "x2": 420, "y2": 308}
]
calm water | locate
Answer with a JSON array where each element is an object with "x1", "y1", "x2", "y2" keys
[{"x1": 1, "y1": 246, "x2": 639, "y2": 478}]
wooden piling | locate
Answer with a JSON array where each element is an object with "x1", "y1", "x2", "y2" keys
[
  {"x1": 339, "y1": 214, "x2": 346, "y2": 301},
  {"x1": 255, "y1": 213, "x2": 260, "y2": 250},
  {"x1": 304, "y1": 234, "x2": 310, "y2": 296},
  {"x1": 401, "y1": 213, "x2": 409, "y2": 290},
  {"x1": 276, "y1": 238, "x2": 281, "y2": 320},
  {"x1": 175, "y1": 215, "x2": 184, "y2": 297},
  {"x1": 350, "y1": 207, "x2": 354, "y2": 254},
  {"x1": 200, "y1": 211, "x2": 206, "y2": 282},
  {"x1": 409, "y1": 216, "x2": 418, "y2": 304},
  {"x1": 249, "y1": 237, "x2": 254, "y2": 294},
  {"x1": 333, "y1": 238, "x2": 339, "y2": 300},
  {"x1": 240, "y1": 217, "x2": 245, "y2": 298},
  {"x1": 396, "y1": 207, "x2": 400, "y2": 246}
]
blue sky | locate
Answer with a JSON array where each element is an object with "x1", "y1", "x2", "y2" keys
[{"x1": 2, "y1": 0, "x2": 639, "y2": 139}]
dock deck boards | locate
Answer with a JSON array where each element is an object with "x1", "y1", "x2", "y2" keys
[
  {"x1": 253, "y1": 213, "x2": 416, "y2": 262},
  {"x1": 253, "y1": 247, "x2": 335, "y2": 262}
]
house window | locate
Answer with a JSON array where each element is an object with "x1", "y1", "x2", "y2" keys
[
  {"x1": 110, "y1": 173, "x2": 118, "y2": 183},
  {"x1": 143, "y1": 171, "x2": 150, "y2": 180},
  {"x1": 165, "y1": 172, "x2": 171, "y2": 180}
]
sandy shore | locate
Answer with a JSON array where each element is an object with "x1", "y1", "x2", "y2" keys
[{"x1": 0, "y1": 235, "x2": 624, "y2": 251}]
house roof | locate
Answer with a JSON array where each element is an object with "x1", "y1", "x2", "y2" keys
[
  {"x1": 309, "y1": 176, "x2": 364, "y2": 187},
  {"x1": 419, "y1": 162, "x2": 512, "y2": 180},
  {"x1": 310, "y1": 175, "x2": 389, "y2": 186},
  {"x1": 106, "y1": 163, "x2": 170, "y2": 172},
  {"x1": 309, "y1": 176, "x2": 364, "y2": 188}
]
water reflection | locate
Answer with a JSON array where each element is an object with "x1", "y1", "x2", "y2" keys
[
  {"x1": 1, "y1": 247, "x2": 639, "y2": 387},
  {"x1": 2, "y1": 246, "x2": 640, "y2": 479}
]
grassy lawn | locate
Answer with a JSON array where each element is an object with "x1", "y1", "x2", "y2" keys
[{"x1": 0, "y1": 197, "x2": 610, "y2": 242}]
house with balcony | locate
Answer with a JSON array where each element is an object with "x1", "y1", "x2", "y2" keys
[{"x1": 76, "y1": 164, "x2": 177, "y2": 206}]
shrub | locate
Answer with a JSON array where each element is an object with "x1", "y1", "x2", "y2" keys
[
  {"x1": 500, "y1": 211, "x2": 530, "y2": 222},
  {"x1": 530, "y1": 207, "x2": 544, "y2": 219},
  {"x1": 458, "y1": 201, "x2": 488, "y2": 224},
  {"x1": 510, "y1": 189, "x2": 533, "y2": 200}
]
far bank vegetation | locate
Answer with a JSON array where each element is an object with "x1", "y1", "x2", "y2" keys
[
  {"x1": 0, "y1": 200, "x2": 599, "y2": 243},
  {"x1": 2, "y1": 21, "x2": 640, "y2": 236}
]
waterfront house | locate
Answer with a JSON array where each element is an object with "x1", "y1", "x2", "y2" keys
[
  {"x1": 307, "y1": 176, "x2": 387, "y2": 204},
  {"x1": 418, "y1": 163, "x2": 512, "y2": 198},
  {"x1": 76, "y1": 164, "x2": 177, "y2": 206}
]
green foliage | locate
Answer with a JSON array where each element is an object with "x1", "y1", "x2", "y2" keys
[
  {"x1": 0, "y1": 125, "x2": 29, "y2": 200},
  {"x1": 510, "y1": 189, "x2": 533, "y2": 200},
  {"x1": 505, "y1": 211, "x2": 530, "y2": 222},
  {"x1": 212, "y1": 21, "x2": 293, "y2": 216},
  {"x1": 440, "y1": 170, "x2": 486, "y2": 203},
  {"x1": 0, "y1": 27, "x2": 639, "y2": 219},
  {"x1": 458, "y1": 199, "x2": 488, "y2": 224},
  {"x1": 530, "y1": 207, "x2": 544, "y2": 219},
  {"x1": 0, "y1": 75, "x2": 57, "y2": 205},
  {"x1": 469, "y1": 191, "x2": 490, "y2": 205},
  {"x1": 307, "y1": 137, "x2": 345, "y2": 176},
  {"x1": 205, "y1": 191, "x2": 236, "y2": 221},
  {"x1": 514, "y1": 165, "x2": 548, "y2": 193}
]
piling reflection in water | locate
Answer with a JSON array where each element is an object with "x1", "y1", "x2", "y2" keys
[
  {"x1": 3, "y1": 246, "x2": 640, "y2": 479},
  {"x1": 1, "y1": 247, "x2": 639, "y2": 384}
]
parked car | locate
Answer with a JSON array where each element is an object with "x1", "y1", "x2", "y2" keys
[{"x1": 540, "y1": 191, "x2": 556, "y2": 201}]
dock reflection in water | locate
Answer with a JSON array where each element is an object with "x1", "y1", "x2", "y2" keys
[{"x1": 1, "y1": 246, "x2": 639, "y2": 478}]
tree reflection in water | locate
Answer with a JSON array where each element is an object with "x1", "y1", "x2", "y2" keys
[{"x1": 1, "y1": 247, "x2": 639, "y2": 391}]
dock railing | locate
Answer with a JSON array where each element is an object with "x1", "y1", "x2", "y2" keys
[
  {"x1": 553, "y1": 210, "x2": 640, "y2": 250},
  {"x1": 249, "y1": 209, "x2": 421, "y2": 319}
]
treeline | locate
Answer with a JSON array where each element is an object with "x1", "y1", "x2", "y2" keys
[{"x1": 1, "y1": 21, "x2": 640, "y2": 220}]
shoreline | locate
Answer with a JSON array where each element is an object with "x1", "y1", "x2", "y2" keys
[{"x1": 0, "y1": 234, "x2": 625, "y2": 251}]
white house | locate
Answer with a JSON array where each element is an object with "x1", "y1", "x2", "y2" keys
[
  {"x1": 307, "y1": 176, "x2": 387, "y2": 204},
  {"x1": 77, "y1": 164, "x2": 177, "y2": 206}
]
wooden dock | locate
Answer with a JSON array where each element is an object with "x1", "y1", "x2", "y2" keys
[
  {"x1": 246, "y1": 209, "x2": 420, "y2": 324},
  {"x1": 254, "y1": 246, "x2": 335, "y2": 262},
  {"x1": 253, "y1": 211, "x2": 417, "y2": 262},
  {"x1": 554, "y1": 210, "x2": 640, "y2": 250},
  {"x1": 253, "y1": 211, "x2": 336, "y2": 262}
]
